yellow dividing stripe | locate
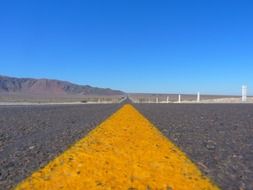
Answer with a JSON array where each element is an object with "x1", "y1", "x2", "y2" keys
[{"x1": 15, "y1": 104, "x2": 219, "y2": 190}]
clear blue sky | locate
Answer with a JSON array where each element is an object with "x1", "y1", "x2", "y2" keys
[{"x1": 0, "y1": 0, "x2": 252, "y2": 95}]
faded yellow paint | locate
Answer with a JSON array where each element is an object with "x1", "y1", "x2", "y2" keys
[{"x1": 15, "y1": 104, "x2": 219, "y2": 190}]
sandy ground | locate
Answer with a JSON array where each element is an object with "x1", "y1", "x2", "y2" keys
[
  {"x1": 0, "y1": 101, "x2": 118, "y2": 106},
  {"x1": 130, "y1": 96, "x2": 253, "y2": 104}
]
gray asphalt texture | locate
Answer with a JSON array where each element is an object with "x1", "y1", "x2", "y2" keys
[
  {"x1": 1, "y1": 102, "x2": 253, "y2": 190},
  {"x1": 135, "y1": 103, "x2": 253, "y2": 190},
  {"x1": 0, "y1": 104, "x2": 121, "y2": 190}
]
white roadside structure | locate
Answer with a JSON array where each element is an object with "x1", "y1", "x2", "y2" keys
[
  {"x1": 242, "y1": 85, "x2": 247, "y2": 102},
  {"x1": 178, "y1": 94, "x2": 181, "y2": 103},
  {"x1": 197, "y1": 92, "x2": 200, "y2": 103},
  {"x1": 166, "y1": 96, "x2": 169, "y2": 103}
]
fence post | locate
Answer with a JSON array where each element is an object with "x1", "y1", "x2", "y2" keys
[
  {"x1": 197, "y1": 92, "x2": 200, "y2": 103},
  {"x1": 242, "y1": 85, "x2": 247, "y2": 102}
]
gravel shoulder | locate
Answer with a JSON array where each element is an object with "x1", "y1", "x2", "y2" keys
[
  {"x1": 0, "y1": 104, "x2": 121, "y2": 190},
  {"x1": 135, "y1": 103, "x2": 253, "y2": 190}
]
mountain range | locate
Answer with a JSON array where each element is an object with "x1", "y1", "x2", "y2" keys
[{"x1": 0, "y1": 75, "x2": 124, "y2": 102}]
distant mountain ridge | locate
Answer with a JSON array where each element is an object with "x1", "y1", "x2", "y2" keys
[{"x1": 0, "y1": 75, "x2": 124, "y2": 96}]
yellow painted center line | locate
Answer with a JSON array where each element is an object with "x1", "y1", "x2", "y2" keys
[{"x1": 15, "y1": 104, "x2": 219, "y2": 190}]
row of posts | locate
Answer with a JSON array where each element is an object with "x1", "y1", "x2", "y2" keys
[
  {"x1": 151, "y1": 85, "x2": 248, "y2": 103},
  {"x1": 154, "y1": 92, "x2": 200, "y2": 103}
]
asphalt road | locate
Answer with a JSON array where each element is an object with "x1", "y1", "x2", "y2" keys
[
  {"x1": 1, "y1": 103, "x2": 252, "y2": 190},
  {"x1": 0, "y1": 104, "x2": 121, "y2": 190},
  {"x1": 135, "y1": 103, "x2": 253, "y2": 190}
]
